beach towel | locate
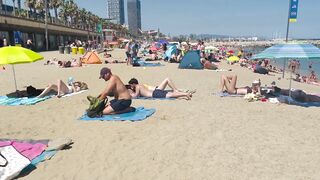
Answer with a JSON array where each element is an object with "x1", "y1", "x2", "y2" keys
[
  {"x1": 135, "y1": 60, "x2": 163, "y2": 67},
  {"x1": 213, "y1": 92, "x2": 244, "y2": 97},
  {"x1": 0, "y1": 139, "x2": 69, "y2": 179},
  {"x1": 134, "y1": 97, "x2": 174, "y2": 100},
  {"x1": 79, "y1": 107, "x2": 155, "y2": 121},
  {"x1": 0, "y1": 145, "x2": 31, "y2": 180},
  {"x1": 276, "y1": 95, "x2": 320, "y2": 107},
  {"x1": 61, "y1": 90, "x2": 88, "y2": 98},
  {"x1": 0, "y1": 96, "x2": 52, "y2": 106}
]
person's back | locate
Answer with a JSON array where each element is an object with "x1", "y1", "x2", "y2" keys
[
  {"x1": 136, "y1": 85, "x2": 153, "y2": 97},
  {"x1": 110, "y1": 75, "x2": 131, "y2": 100}
]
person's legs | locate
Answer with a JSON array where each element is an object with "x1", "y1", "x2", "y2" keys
[
  {"x1": 166, "y1": 91, "x2": 192, "y2": 100},
  {"x1": 220, "y1": 75, "x2": 237, "y2": 94},
  {"x1": 103, "y1": 105, "x2": 116, "y2": 115},
  {"x1": 56, "y1": 79, "x2": 69, "y2": 97},
  {"x1": 37, "y1": 84, "x2": 58, "y2": 98},
  {"x1": 157, "y1": 78, "x2": 179, "y2": 92}
]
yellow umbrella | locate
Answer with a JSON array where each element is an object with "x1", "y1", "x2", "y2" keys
[
  {"x1": 227, "y1": 56, "x2": 240, "y2": 63},
  {"x1": 0, "y1": 46, "x2": 44, "y2": 91}
]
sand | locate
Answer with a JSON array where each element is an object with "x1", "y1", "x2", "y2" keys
[{"x1": 0, "y1": 49, "x2": 320, "y2": 180}]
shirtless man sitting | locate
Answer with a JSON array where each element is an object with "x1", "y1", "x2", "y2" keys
[
  {"x1": 98, "y1": 67, "x2": 132, "y2": 115},
  {"x1": 127, "y1": 78, "x2": 194, "y2": 100}
]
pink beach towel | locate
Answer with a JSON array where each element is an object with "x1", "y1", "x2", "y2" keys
[{"x1": 0, "y1": 141, "x2": 46, "y2": 161}]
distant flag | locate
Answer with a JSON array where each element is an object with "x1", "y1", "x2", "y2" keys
[{"x1": 289, "y1": 0, "x2": 299, "y2": 23}]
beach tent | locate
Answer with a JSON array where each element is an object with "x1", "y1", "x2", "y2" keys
[
  {"x1": 179, "y1": 50, "x2": 204, "y2": 69},
  {"x1": 80, "y1": 51, "x2": 102, "y2": 64},
  {"x1": 158, "y1": 39, "x2": 169, "y2": 45},
  {"x1": 165, "y1": 45, "x2": 177, "y2": 59}
]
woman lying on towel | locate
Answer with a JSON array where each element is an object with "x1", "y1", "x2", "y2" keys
[
  {"x1": 219, "y1": 75, "x2": 261, "y2": 95},
  {"x1": 37, "y1": 79, "x2": 88, "y2": 98}
]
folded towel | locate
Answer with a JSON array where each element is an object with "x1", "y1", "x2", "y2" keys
[{"x1": 79, "y1": 107, "x2": 155, "y2": 121}]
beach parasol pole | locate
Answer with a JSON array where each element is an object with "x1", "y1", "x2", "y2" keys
[
  {"x1": 12, "y1": 65, "x2": 18, "y2": 91},
  {"x1": 285, "y1": 0, "x2": 292, "y2": 43}
]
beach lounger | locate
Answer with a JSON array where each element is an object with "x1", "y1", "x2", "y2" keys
[{"x1": 79, "y1": 107, "x2": 155, "y2": 121}]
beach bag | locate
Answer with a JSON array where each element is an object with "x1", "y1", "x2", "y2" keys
[
  {"x1": 0, "y1": 145, "x2": 31, "y2": 180},
  {"x1": 86, "y1": 96, "x2": 107, "y2": 118}
]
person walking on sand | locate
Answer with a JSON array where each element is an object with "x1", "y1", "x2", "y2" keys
[{"x1": 98, "y1": 67, "x2": 132, "y2": 114}]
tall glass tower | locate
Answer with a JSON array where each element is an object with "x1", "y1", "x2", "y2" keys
[
  {"x1": 127, "y1": 0, "x2": 141, "y2": 35},
  {"x1": 107, "y1": 0, "x2": 125, "y2": 25}
]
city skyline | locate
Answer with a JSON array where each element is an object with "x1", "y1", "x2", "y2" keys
[
  {"x1": 127, "y1": 0, "x2": 141, "y2": 35},
  {"x1": 106, "y1": 0, "x2": 125, "y2": 25},
  {"x1": 73, "y1": 0, "x2": 320, "y2": 39}
]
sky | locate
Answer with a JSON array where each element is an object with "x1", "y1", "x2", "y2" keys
[{"x1": 7, "y1": 0, "x2": 319, "y2": 38}]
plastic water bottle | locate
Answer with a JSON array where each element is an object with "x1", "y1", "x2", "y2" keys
[{"x1": 68, "y1": 77, "x2": 74, "y2": 85}]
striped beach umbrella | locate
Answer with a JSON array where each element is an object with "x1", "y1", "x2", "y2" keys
[
  {"x1": 251, "y1": 43, "x2": 320, "y2": 60},
  {"x1": 252, "y1": 43, "x2": 320, "y2": 98}
]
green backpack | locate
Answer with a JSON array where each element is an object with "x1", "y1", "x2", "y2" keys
[{"x1": 86, "y1": 96, "x2": 108, "y2": 118}]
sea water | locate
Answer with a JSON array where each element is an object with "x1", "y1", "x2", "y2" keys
[{"x1": 244, "y1": 46, "x2": 320, "y2": 76}]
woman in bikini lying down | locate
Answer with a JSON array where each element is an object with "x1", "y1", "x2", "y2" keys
[
  {"x1": 219, "y1": 74, "x2": 261, "y2": 95},
  {"x1": 37, "y1": 79, "x2": 88, "y2": 98}
]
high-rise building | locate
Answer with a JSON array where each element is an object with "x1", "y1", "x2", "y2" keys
[
  {"x1": 127, "y1": 0, "x2": 141, "y2": 35},
  {"x1": 107, "y1": 0, "x2": 125, "y2": 25}
]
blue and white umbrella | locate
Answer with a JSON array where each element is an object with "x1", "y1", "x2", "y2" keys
[
  {"x1": 251, "y1": 43, "x2": 320, "y2": 60},
  {"x1": 252, "y1": 43, "x2": 320, "y2": 99}
]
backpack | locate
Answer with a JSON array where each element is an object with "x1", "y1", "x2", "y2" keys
[{"x1": 86, "y1": 96, "x2": 108, "y2": 118}]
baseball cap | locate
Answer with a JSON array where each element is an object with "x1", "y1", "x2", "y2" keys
[{"x1": 99, "y1": 67, "x2": 111, "y2": 79}]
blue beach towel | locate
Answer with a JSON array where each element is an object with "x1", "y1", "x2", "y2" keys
[
  {"x1": 79, "y1": 107, "x2": 156, "y2": 121},
  {"x1": 213, "y1": 92, "x2": 244, "y2": 97},
  {"x1": 136, "y1": 60, "x2": 163, "y2": 67},
  {"x1": 0, "y1": 95, "x2": 53, "y2": 106},
  {"x1": 277, "y1": 95, "x2": 320, "y2": 107}
]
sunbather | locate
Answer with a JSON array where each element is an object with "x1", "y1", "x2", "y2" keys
[
  {"x1": 98, "y1": 67, "x2": 132, "y2": 114},
  {"x1": 219, "y1": 75, "x2": 261, "y2": 95},
  {"x1": 37, "y1": 79, "x2": 88, "y2": 98},
  {"x1": 127, "y1": 78, "x2": 194, "y2": 100},
  {"x1": 272, "y1": 86, "x2": 320, "y2": 102}
]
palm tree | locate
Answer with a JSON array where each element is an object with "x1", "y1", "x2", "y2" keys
[
  {"x1": 58, "y1": 1, "x2": 68, "y2": 24},
  {"x1": 50, "y1": 0, "x2": 62, "y2": 19},
  {"x1": 17, "y1": 0, "x2": 21, "y2": 15},
  {"x1": 12, "y1": 0, "x2": 16, "y2": 15},
  {"x1": 24, "y1": 0, "x2": 36, "y2": 13}
]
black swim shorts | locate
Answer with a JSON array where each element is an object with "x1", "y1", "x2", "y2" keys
[
  {"x1": 152, "y1": 89, "x2": 168, "y2": 98},
  {"x1": 110, "y1": 99, "x2": 132, "y2": 112}
]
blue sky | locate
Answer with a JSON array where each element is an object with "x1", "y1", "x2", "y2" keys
[
  {"x1": 74, "y1": 0, "x2": 320, "y2": 39},
  {"x1": 6, "y1": 0, "x2": 318, "y2": 38}
]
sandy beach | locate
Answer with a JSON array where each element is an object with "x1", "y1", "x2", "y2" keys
[{"x1": 1, "y1": 49, "x2": 320, "y2": 179}]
